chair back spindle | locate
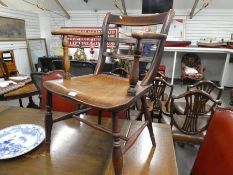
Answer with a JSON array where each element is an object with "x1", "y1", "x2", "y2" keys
[{"x1": 171, "y1": 90, "x2": 220, "y2": 135}]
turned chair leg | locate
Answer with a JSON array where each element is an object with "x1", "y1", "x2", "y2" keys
[
  {"x1": 112, "y1": 112, "x2": 123, "y2": 175},
  {"x1": 45, "y1": 91, "x2": 53, "y2": 143},
  {"x1": 141, "y1": 95, "x2": 156, "y2": 146}
]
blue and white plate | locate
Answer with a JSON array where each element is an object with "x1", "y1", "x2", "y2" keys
[{"x1": 0, "y1": 124, "x2": 45, "y2": 159}]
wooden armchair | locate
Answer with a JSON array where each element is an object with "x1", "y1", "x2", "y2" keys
[
  {"x1": 44, "y1": 10, "x2": 174, "y2": 175},
  {"x1": 181, "y1": 53, "x2": 205, "y2": 83},
  {"x1": 162, "y1": 90, "x2": 220, "y2": 145}
]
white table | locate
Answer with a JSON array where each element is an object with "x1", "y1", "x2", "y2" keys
[
  {"x1": 120, "y1": 46, "x2": 233, "y2": 87},
  {"x1": 164, "y1": 47, "x2": 233, "y2": 87}
]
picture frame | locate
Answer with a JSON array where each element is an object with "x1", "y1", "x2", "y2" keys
[
  {"x1": 0, "y1": 16, "x2": 26, "y2": 40},
  {"x1": 27, "y1": 38, "x2": 48, "y2": 72}
]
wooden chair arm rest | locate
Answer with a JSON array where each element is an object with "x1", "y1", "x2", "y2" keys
[
  {"x1": 131, "y1": 31, "x2": 167, "y2": 40},
  {"x1": 51, "y1": 29, "x2": 103, "y2": 36}
]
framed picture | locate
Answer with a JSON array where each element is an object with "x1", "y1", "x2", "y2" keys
[
  {"x1": 61, "y1": 27, "x2": 119, "y2": 48},
  {"x1": 0, "y1": 16, "x2": 26, "y2": 40},
  {"x1": 27, "y1": 38, "x2": 48, "y2": 72}
]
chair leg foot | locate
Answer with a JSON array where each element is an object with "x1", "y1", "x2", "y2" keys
[
  {"x1": 112, "y1": 112, "x2": 123, "y2": 175},
  {"x1": 141, "y1": 96, "x2": 156, "y2": 147}
]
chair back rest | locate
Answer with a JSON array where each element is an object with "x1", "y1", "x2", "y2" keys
[
  {"x1": 192, "y1": 107, "x2": 233, "y2": 175},
  {"x1": 52, "y1": 59, "x2": 64, "y2": 70},
  {"x1": 181, "y1": 53, "x2": 201, "y2": 69},
  {"x1": 39, "y1": 57, "x2": 55, "y2": 72},
  {"x1": 149, "y1": 76, "x2": 174, "y2": 111},
  {"x1": 187, "y1": 80, "x2": 223, "y2": 100},
  {"x1": 95, "y1": 9, "x2": 175, "y2": 86},
  {"x1": 170, "y1": 90, "x2": 220, "y2": 135},
  {"x1": 31, "y1": 72, "x2": 46, "y2": 94},
  {"x1": 52, "y1": 60, "x2": 95, "y2": 76},
  {"x1": 149, "y1": 77, "x2": 173, "y2": 101}
]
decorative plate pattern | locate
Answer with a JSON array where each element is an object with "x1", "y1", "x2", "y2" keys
[{"x1": 0, "y1": 124, "x2": 45, "y2": 159}]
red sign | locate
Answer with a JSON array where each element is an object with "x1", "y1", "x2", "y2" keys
[{"x1": 63, "y1": 27, "x2": 119, "y2": 48}]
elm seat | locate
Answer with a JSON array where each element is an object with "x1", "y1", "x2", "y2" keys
[{"x1": 44, "y1": 74, "x2": 151, "y2": 110}]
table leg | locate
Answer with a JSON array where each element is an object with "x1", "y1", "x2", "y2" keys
[
  {"x1": 220, "y1": 53, "x2": 230, "y2": 87},
  {"x1": 171, "y1": 51, "x2": 177, "y2": 85},
  {"x1": 112, "y1": 111, "x2": 123, "y2": 175}
]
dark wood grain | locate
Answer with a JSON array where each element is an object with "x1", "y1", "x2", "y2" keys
[
  {"x1": 46, "y1": 9, "x2": 175, "y2": 175},
  {"x1": 0, "y1": 106, "x2": 178, "y2": 175},
  {"x1": 44, "y1": 74, "x2": 152, "y2": 111},
  {"x1": 164, "y1": 90, "x2": 220, "y2": 145}
]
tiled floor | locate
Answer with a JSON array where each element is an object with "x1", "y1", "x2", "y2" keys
[{"x1": 0, "y1": 80, "x2": 232, "y2": 175}]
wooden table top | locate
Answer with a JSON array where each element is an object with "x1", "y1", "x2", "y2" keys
[
  {"x1": 0, "y1": 82, "x2": 38, "y2": 100},
  {"x1": 0, "y1": 106, "x2": 178, "y2": 175}
]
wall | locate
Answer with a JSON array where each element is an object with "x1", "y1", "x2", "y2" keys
[
  {"x1": 46, "y1": 9, "x2": 233, "y2": 82},
  {"x1": 0, "y1": 7, "x2": 40, "y2": 75},
  {"x1": 49, "y1": 9, "x2": 233, "y2": 46},
  {"x1": 184, "y1": 10, "x2": 233, "y2": 44},
  {"x1": 39, "y1": 12, "x2": 51, "y2": 54}
]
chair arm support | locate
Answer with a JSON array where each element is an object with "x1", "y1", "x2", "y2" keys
[{"x1": 131, "y1": 31, "x2": 167, "y2": 40}]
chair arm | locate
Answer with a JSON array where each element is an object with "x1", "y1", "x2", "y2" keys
[
  {"x1": 131, "y1": 31, "x2": 167, "y2": 40},
  {"x1": 51, "y1": 29, "x2": 103, "y2": 37}
]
